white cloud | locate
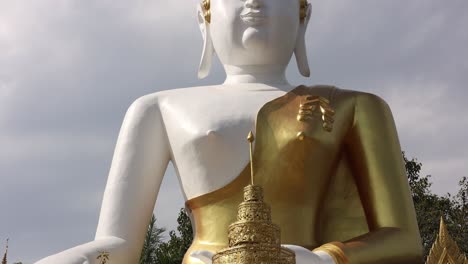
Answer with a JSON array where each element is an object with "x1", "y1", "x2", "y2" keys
[
  {"x1": 385, "y1": 79, "x2": 449, "y2": 136},
  {"x1": 0, "y1": 132, "x2": 114, "y2": 162}
]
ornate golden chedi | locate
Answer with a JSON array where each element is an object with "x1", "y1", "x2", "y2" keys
[
  {"x1": 212, "y1": 184, "x2": 295, "y2": 264},
  {"x1": 212, "y1": 132, "x2": 295, "y2": 264}
]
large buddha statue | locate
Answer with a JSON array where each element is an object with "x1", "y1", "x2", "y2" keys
[{"x1": 37, "y1": 0, "x2": 423, "y2": 263}]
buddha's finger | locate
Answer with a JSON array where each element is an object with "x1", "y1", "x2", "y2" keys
[{"x1": 190, "y1": 250, "x2": 215, "y2": 264}]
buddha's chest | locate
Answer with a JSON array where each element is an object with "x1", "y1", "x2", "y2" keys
[
  {"x1": 163, "y1": 91, "x2": 341, "y2": 156},
  {"x1": 159, "y1": 89, "x2": 287, "y2": 198},
  {"x1": 162, "y1": 90, "x2": 285, "y2": 155},
  {"x1": 257, "y1": 94, "x2": 338, "y2": 151},
  {"x1": 159, "y1": 87, "x2": 350, "y2": 199},
  {"x1": 253, "y1": 94, "x2": 345, "y2": 204}
]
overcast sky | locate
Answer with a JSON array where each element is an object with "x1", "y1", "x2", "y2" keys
[{"x1": 1, "y1": 0, "x2": 467, "y2": 263}]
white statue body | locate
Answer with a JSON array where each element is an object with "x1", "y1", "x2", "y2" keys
[{"x1": 36, "y1": 0, "x2": 335, "y2": 263}]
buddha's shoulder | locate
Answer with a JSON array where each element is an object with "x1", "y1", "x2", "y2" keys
[
  {"x1": 300, "y1": 85, "x2": 390, "y2": 110},
  {"x1": 154, "y1": 85, "x2": 223, "y2": 96},
  {"x1": 127, "y1": 85, "x2": 224, "y2": 110}
]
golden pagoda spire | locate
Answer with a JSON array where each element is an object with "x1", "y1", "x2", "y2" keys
[
  {"x1": 2, "y1": 238, "x2": 8, "y2": 264},
  {"x1": 425, "y1": 217, "x2": 467, "y2": 264},
  {"x1": 247, "y1": 131, "x2": 255, "y2": 185},
  {"x1": 211, "y1": 132, "x2": 295, "y2": 264}
]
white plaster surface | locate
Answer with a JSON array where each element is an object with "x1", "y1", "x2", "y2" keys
[{"x1": 36, "y1": 0, "x2": 334, "y2": 263}]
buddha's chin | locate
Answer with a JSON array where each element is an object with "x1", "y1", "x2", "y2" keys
[{"x1": 241, "y1": 27, "x2": 268, "y2": 51}]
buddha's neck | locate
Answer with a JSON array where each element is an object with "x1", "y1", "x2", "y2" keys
[{"x1": 223, "y1": 64, "x2": 293, "y2": 91}]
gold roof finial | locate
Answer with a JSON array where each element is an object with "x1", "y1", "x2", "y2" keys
[
  {"x1": 247, "y1": 131, "x2": 255, "y2": 186},
  {"x1": 211, "y1": 131, "x2": 295, "y2": 264},
  {"x1": 425, "y1": 217, "x2": 467, "y2": 264},
  {"x1": 2, "y1": 238, "x2": 8, "y2": 264}
]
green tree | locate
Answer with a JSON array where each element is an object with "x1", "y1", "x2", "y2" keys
[
  {"x1": 140, "y1": 209, "x2": 193, "y2": 264},
  {"x1": 404, "y1": 152, "x2": 467, "y2": 257},
  {"x1": 154, "y1": 208, "x2": 193, "y2": 264},
  {"x1": 450, "y1": 177, "x2": 468, "y2": 252},
  {"x1": 139, "y1": 215, "x2": 166, "y2": 264}
]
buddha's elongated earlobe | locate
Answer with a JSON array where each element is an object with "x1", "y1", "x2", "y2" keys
[
  {"x1": 294, "y1": 2, "x2": 312, "y2": 77},
  {"x1": 197, "y1": 4, "x2": 214, "y2": 79}
]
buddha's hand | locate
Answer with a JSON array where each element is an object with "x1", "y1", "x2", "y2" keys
[
  {"x1": 190, "y1": 245, "x2": 335, "y2": 264},
  {"x1": 35, "y1": 236, "x2": 129, "y2": 264},
  {"x1": 283, "y1": 245, "x2": 335, "y2": 264},
  {"x1": 35, "y1": 251, "x2": 90, "y2": 264},
  {"x1": 190, "y1": 250, "x2": 215, "y2": 264}
]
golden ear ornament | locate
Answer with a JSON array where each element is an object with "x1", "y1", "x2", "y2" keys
[
  {"x1": 201, "y1": 0, "x2": 211, "y2": 23},
  {"x1": 200, "y1": 0, "x2": 309, "y2": 24},
  {"x1": 300, "y1": 0, "x2": 309, "y2": 22}
]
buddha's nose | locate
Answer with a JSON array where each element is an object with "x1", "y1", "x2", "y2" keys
[{"x1": 244, "y1": 0, "x2": 262, "y2": 9}]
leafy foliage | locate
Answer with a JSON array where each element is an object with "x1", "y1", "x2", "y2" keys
[
  {"x1": 140, "y1": 209, "x2": 193, "y2": 264},
  {"x1": 154, "y1": 208, "x2": 193, "y2": 264},
  {"x1": 404, "y1": 152, "x2": 467, "y2": 257},
  {"x1": 139, "y1": 215, "x2": 166, "y2": 264},
  {"x1": 450, "y1": 177, "x2": 468, "y2": 253}
]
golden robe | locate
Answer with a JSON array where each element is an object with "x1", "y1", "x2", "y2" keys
[{"x1": 184, "y1": 85, "x2": 423, "y2": 264}]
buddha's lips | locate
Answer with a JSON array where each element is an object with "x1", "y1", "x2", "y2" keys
[{"x1": 240, "y1": 10, "x2": 266, "y2": 24}]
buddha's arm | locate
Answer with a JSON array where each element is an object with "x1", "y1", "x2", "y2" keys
[
  {"x1": 94, "y1": 95, "x2": 171, "y2": 261},
  {"x1": 36, "y1": 95, "x2": 170, "y2": 264},
  {"x1": 336, "y1": 93, "x2": 423, "y2": 264}
]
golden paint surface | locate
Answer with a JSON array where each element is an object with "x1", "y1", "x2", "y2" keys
[{"x1": 184, "y1": 85, "x2": 423, "y2": 264}]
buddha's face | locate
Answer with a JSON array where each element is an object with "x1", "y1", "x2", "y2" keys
[{"x1": 209, "y1": 0, "x2": 301, "y2": 67}]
